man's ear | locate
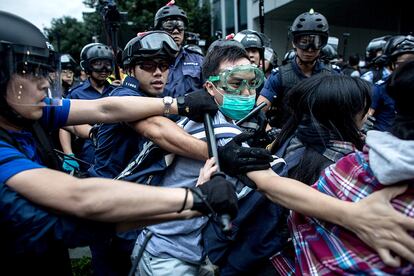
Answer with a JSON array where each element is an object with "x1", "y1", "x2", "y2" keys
[{"x1": 204, "y1": 81, "x2": 215, "y2": 96}]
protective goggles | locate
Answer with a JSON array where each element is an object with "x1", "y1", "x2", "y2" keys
[
  {"x1": 3, "y1": 43, "x2": 63, "y2": 106},
  {"x1": 136, "y1": 31, "x2": 179, "y2": 58},
  {"x1": 208, "y1": 64, "x2": 264, "y2": 95},
  {"x1": 137, "y1": 60, "x2": 170, "y2": 73},
  {"x1": 293, "y1": 34, "x2": 326, "y2": 50},
  {"x1": 161, "y1": 19, "x2": 185, "y2": 32},
  {"x1": 90, "y1": 59, "x2": 114, "y2": 73}
]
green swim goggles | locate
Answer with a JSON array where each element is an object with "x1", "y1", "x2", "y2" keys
[{"x1": 208, "y1": 64, "x2": 264, "y2": 95}]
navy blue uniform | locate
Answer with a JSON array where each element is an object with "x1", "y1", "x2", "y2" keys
[
  {"x1": 163, "y1": 47, "x2": 203, "y2": 97},
  {"x1": 87, "y1": 76, "x2": 148, "y2": 276},
  {"x1": 371, "y1": 77, "x2": 396, "y2": 131},
  {"x1": 261, "y1": 59, "x2": 335, "y2": 127},
  {"x1": 67, "y1": 79, "x2": 114, "y2": 170},
  {"x1": 0, "y1": 99, "x2": 114, "y2": 275},
  {"x1": 88, "y1": 76, "x2": 147, "y2": 179}
]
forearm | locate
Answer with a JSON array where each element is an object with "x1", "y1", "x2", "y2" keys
[
  {"x1": 256, "y1": 95, "x2": 271, "y2": 112},
  {"x1": 116, "y1": 210, "x2": 198, "y2": 232},
  {"x1": 67, "y1": 97, "x2": 179, "y2": 125},
  {"x1": 248, "y1": 169, "x2": 352, "y2": 227},
  {"x1": 7, "y1": 168, "x2": 194, "y2": 223},
  {"x1": 59, "y1": 129, "x2": 74, "y2": 154},
  {"x1": 132, "y1": 116, "x2": 209, "y2": 160},
  {"x1": 62, "y1": 124, "x2": 91, "y2": 139}
]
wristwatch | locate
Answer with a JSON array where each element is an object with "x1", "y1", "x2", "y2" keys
[{"x1": 163, "y1": 96, "x2": 174, "y2": 116}]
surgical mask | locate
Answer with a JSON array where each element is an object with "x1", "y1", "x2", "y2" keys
[{"x1": 218, "y1": 92, "x2": 256, "y2": 120}]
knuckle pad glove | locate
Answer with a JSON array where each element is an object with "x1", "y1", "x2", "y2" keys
[
  {"x1": 218, "y1": 133, "x2": 273, "y2": 176},
  {"x1": 177, "y1": 89, "x2": 218, "y2": 122},
  {"x1": 190, "y1": 176, "x2": 238, "y2": 218},
  {"x1": 62, "y1": 154, "x2": 80, "y2": 172}
]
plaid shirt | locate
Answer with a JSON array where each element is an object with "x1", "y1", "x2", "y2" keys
[{"x1": 271, "y1": 146, "x2": 414, "y2": 275}]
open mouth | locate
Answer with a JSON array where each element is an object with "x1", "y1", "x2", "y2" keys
[{"x1": 151, "y1": 80, "x2": 164, "y2": 89}]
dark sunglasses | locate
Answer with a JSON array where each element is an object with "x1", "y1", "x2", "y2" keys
[
  {"x1": 137, "y1": 61, "x2": 170, "y2": 73},
  {"x1": 161, "y1": 20, "x2": 185, "y2": 32}
]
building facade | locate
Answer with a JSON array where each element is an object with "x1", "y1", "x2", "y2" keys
[{"x1": 210, "y1": 0, "x2": 413, "y2": 60}]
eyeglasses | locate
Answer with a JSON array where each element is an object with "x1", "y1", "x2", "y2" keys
[
  {"x1": 137, "y1": 61, "x2": 170, "y2": 73},
  {"x1": 293, "y1": 34, "x2": 326, "y2": 50},
  {"x1": 161, "y1": 20, "x2": 185, "y2": 32},
  {"x1": 208, "y1": 64, "x2": 264, "y2": 95}
]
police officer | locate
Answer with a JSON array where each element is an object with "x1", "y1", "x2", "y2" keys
[
  {"x1": 153, "y1": 2, "x2": 204, "y2": 97},
  {"x1": 0, "y1": 11, "x2": 242, "y2": 275},
  {"x1": 368, "y1": 35, "x2": 414, "y2": 131},
  {"x1": 257, "y1": 9, "x2": 336, "y2": 128},
  {"x1": 60, "y1": 53, "x2": 78, "y2": 97},
  {"x1": 59, "y1": 43, "x2": 116, "y2": 173},
  {"x1": 360, "y1": 35, "x2": 392, "y2": 83},
  {"x1": 234, "y1": 29, "x2": 265, "y2": 67}
]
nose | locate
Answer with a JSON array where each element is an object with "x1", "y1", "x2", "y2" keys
[
  {"x1": 153, "y1": 66, "x2": 163, "y2": 76},
  {"x1": 240, "y1": 85, "x2": 251, "y2": 96}
]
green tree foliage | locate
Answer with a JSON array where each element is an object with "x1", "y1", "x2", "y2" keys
[{"x1": 44, "y1": 0, "x2": 211, "y2": 59}]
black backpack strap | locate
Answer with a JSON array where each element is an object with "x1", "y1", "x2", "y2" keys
[
  {"x1": 0, "y1": 127, "x2": 27, "y2": 153},
  {"x1": 30, "y1": 121, "x2": 61, "y2": 170}
]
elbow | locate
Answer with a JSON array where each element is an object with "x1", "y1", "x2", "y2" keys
[
  {"x1": 134, "y1": 117, "x2": 165, "y2": 142},
  {"x1": 66, "y1": 180, "x2": 104, "y2": 219}
]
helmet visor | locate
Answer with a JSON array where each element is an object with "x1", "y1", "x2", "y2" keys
[
  {"x1": 293, "y1": 34, "x2": 325, "y2": 50},
  {"x1": 161, "y1": 19, "x2": 185, "y2": 32},
  {"x1": 139, "y1": 31, "x2": 179, "y2": 57},
  {"x1": 6, "y1": 46, "x2": 62, "y2": 106},
  {"x1": 208, "y1": 64, "x2": 264, "y2": 95},
  {"x1": 90, "y1": 59, "x2": 114, "y2": 73}
]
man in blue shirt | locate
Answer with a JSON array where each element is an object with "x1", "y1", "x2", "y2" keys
[
  {"x1": 59, "y1": 43, "x2": 116, "y2": 173},
  {"x1": 88, "y1": 31, "x2": 201, "y2": 275},
  {"x1": 153, "y1": 2, "x2": 204, "y2": 97},
  {"x1": 257, "y1": 10, "x2": 335, "y2": 128},
  {"x1": 0, "y1": 11, "x2": 241, "y2": 275}
]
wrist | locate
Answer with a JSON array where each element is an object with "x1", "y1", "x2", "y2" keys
[
  {"x1": 334, "y1": 200, "x2": 355, "y2": 230},
  {"x1": 187, "y1": 190, "x2": 194, "y2": 210},
  {"x1": 176, "y1": 96, "x2": 185, "y2": 115},
  {"x1": 171, "y1": 100, "x2": 179, "y2": 115}
]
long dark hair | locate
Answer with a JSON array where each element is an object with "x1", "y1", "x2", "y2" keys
[
  {"x1": 387, "y1": 59, "x2": 414, "y2": 140},
  {"x1": 270, "y1": 74, "x2": 371, "y2": 184}
]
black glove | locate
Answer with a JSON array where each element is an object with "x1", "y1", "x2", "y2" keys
[
  {"x1": 361, "y1": 115, "x2": 376, "y2": 134},
  {"x1": 88, "y1": 124, "x2": 100, "y2": 147},
  {"x1": 218, "y1": 132, "x2": 274, "y2": 176},
  {"x1": 177, "y1": 89, "x2": 218, "y2": 122},
  {"x1": 190, "y1": 175, "x2": 238, "y2": 218}
]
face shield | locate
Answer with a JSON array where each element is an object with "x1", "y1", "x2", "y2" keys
[
  {"x1": 293, "y1": 34, "x2": 326, "y2": 50},
  {"x1": 208, "y1": 64, "x2": 264, "y2": 95},
  {"x1": 4, "y1": 44, "x2": 62, "y2": 106}
]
